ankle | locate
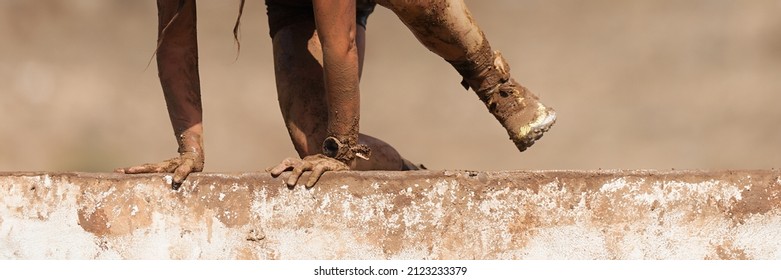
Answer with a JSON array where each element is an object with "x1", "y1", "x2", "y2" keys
[{"x1": 447, "y1": 42, "x2": 512, "y2": 100}]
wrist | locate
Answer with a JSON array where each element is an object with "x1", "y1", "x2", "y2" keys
[
  {"x1": 177, "y1": 130, "x2": 204, "y2": 156},
  {"x1": 322, "y1": 136, "x2": 370, "y2": 164}
]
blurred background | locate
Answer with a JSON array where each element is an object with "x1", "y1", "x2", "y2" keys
[{"x1": 1, "y1": 0, "x2": 779, "y2": 173}]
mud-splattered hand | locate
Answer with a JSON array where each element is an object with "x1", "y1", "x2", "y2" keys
[
  {"x1": 269, "y1": 154, "x2": 349, "y2": 188},
  {"x1": 116, "y1": 130, "x2": 204, "y2": 188},
  {"x1": 114, "y1": 150, "x2": 204, "y2": 188}
]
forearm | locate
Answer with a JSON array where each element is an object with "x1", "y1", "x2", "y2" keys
[
  {"x1": 321, "y1": 49, "x2": 360, "y2": 144},
  {"x1": 158, "y1": 55, "x2": 202, "y2": 139},
  {"x1": 313, "y1": 0, "x2": 364, "y2": 162},
  {"x1": 115, "y1": 0, "x2": 204, "y2": 185},
  {"x1": 156, "y1": 0, "x2": 203, "y2": 152},
  {"x1": 158, "y1": 52, "x2": 203, "y2": 154}
]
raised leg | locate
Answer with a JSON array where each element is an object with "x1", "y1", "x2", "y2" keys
[{"x1": 377, "y1": 0, "x2": 556, "y2": 152}]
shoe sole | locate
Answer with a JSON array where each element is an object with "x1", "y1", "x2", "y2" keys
[{"x1": 513, "y1": 105, "x2": 557, "y2": 152}]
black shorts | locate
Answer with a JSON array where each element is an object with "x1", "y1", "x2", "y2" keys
[{"x1": 265, "y1": 0, "x2": 377, "y2": 38}]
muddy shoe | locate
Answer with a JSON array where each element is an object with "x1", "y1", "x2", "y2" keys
[
  {"x1": 453, "y1": 47, "x2": 556, "y2": 152},
  {"x1": 487, "y1": 77, "x2": 556, "y2": 152}
]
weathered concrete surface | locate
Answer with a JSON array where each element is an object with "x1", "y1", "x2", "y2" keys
[{"x1": 1, "y1": 170, "x2": 780, "y2": 259}]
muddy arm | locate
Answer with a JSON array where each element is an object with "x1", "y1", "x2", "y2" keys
[
  {"x1": 312, "y1": 0, "x2": 362, "y2": 157},
  {"x1": 270, "y1": 0, "x2": 367, "y2": 187},
  {"x1": 116, "y1": 0, "x2": 204, "y2": 187}
]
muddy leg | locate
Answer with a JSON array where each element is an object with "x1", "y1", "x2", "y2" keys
[
  {"x1": 271, "y1": 21, "x2": 410, "y2": 171},
  {"x1": 378, "y1": 0, "x2": 556, "y2": 152}
]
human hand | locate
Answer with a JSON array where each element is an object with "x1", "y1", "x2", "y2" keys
[
  {"x1": 269, "y1": 154, "x2": 348, "y2": 188},
  {"x1": 115, "y1": 150, "x2": 204, "y2": 188}
]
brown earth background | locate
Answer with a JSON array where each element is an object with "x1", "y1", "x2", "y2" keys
[{"x1": 1, "y1": 0, "x2": 780, "y2": 173}]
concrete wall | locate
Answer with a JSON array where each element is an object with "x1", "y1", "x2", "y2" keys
[{"x1": 1, "y1": 170, "x2": 780, "y2": 259}]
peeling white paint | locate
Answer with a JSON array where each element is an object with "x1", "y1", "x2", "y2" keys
[
  {"x1": 520, "y1": 226, "x2": 610, "y2": 259},
  {"x1": 734, "y1": 212, "x2": 781, "y2": 259},
  {"x1": 0, "y1": 180, "x2": 98, "y2": 259},
  {"x1": 1, "y1": 172, "x2": 780, "y2": 259},
  {"x1": 341, "y1": 199, "x2": 354, "y2": 220},
  {"x1": 43, "y1": 175, "x2": 52, "y2": 188},
  {"x1": 402, "y1": 201, "x2": 423, "y2": 230},
  {"x1": 130, "y1": 205, "x2": 139, "y2": 216},
  {"x1": 600, "y1": 178, "x2": 747, "y2": 207},
  {"x1": 80, "y1": 186, "x2": 116, "y2": 220}
]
